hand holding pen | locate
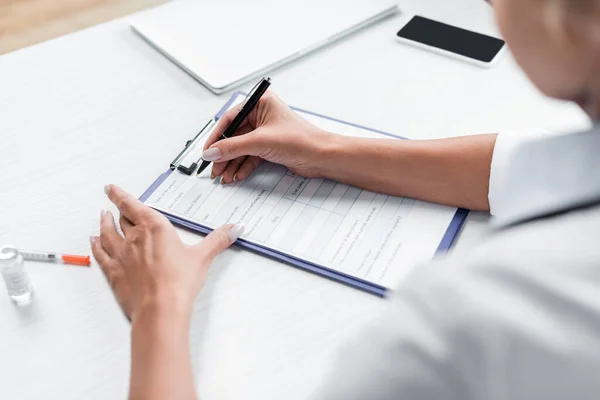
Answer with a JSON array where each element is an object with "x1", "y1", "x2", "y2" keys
[
  {"x1": 199, "y1": 81, "x2": 333, "y2": 184},
  {"x1": 196, "y1": 77, "x2": 272, "y2": 177}
]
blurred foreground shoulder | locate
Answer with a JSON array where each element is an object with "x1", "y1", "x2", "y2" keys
[{"x1": 314, "y1": 203, "x2": 600, "y2": 400}]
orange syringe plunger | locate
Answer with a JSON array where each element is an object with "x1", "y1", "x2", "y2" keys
[{"x1": 61, "y1": 254, "x2": 91, "y2": 267}]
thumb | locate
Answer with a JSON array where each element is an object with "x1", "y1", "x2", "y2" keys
[
  {"x1": 192, "y1": 223, "x2": 245, "y2": 264},
  {"x1": 202, "y1": 129, "x2": 266, "y2": 162}
]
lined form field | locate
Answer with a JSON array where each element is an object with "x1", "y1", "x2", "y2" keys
[{"x1": 146, "y1": 161, "x2": 454, "y2": 288}]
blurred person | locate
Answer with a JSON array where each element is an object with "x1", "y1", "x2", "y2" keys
[{"x1": 92, "y1": 0, "x2": 600, "y2": 398}]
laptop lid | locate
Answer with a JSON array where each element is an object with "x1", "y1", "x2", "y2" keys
[{"x1": 130, "y1": 0, "x2": 397, "y2": 93}]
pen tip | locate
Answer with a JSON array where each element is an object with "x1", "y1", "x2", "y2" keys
[{"x1": 196, "y1": 160, "x2": 211, "y2": 176}]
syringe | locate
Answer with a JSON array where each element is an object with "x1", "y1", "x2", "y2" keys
[{"x1": 19, "y1": 250, "x2": 90, "y2": 267}]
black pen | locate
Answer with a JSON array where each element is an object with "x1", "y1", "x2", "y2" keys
[{"x1": 196, "y1": 76, "x2": 271, "y2": 176}]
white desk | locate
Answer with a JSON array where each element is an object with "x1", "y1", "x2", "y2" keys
[{"x1": 0, "y1": 1, "x2": 588, "y2": 399}]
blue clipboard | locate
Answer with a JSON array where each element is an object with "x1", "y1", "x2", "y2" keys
[{"x1": 140, "y1": 92, "x2": 469, "y2": 297}]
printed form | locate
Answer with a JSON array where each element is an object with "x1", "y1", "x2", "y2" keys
[{"x1": 144, "y1": 99, "x2": 459, "y2": 289}]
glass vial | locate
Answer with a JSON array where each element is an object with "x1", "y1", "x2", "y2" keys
[{"x1": 0, "y1": 245, "x2": 34, "y2": 306}]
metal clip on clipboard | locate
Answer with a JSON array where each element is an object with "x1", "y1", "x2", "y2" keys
[{"x1": 170, "y1": 119, "x2": 216, "y2": 175}]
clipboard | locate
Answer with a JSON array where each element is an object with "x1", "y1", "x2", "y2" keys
[{"x1": 140, "y1": 92, "x2": 469, "y2": 297}]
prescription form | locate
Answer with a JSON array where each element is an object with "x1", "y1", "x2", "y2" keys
[{"x1": 143, "y1": 99, "x2": 460, "y2": 289}]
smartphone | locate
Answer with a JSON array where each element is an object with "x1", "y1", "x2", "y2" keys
[{"x1": 396, "y1": 16, "x2": 506, "y2": 68}]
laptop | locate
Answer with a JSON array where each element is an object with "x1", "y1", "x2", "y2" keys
[{"x1": 130, "y1": 0, "x2": 398, "y2": 94}]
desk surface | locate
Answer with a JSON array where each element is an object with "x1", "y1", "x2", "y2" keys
[{"x1": 0, "y1": 1, "x2": 588, "y2": 399}]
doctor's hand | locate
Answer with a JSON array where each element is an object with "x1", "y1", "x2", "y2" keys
[
  {"x1": 202, "y1": 91, "x2": 338, "y2": 184},
  {"x1": 90, "y1": 185, "x2": 244, "y2": 322}
]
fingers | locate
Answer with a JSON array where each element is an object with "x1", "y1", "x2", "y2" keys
[
  {"x1": 203, "y1": 106, "x2": 251, "y2": 151},
  {"x1": 203, "y1": 128, "x2": 266, "y2": 163},
  {"x1": 105, "y1": 185, "x2": 151, "y2": 225},
  {"x1": 119, "y1": 215, "x2": 134, "y2": 237},
  {"x1": 90, "y1": 235, "x2": 131, "y2": 318},
  {"x1": 93, "y1": 210, "x2": 123, "y2": 294},
  {"x1": 204, "y1": 92, "x2": 280, "y2": 172},
  {"x1": 191, "y1": 223, "x2": 245, "y2": 264},
  {"x1": 233, "y1": 156, "x2": 262, "y2": 182},
  {"x1": 208, "y1": 125, "x2": 254, "y2": 178},
  {"x1": 221, "y1": 156, "x2": 247, "y2": 184},
  {"x1": 100, "y1": 210, "x2": 123, "y2": 257},
  {"x1": 91, "y1": 235, "x2": 120, "y2": 289},
  {"x1": 219, "y1": 156, "x2": 262, "y2": 184},
  {"x1": 90, "y1": 235, "x2": 111, "y2": 268},
  {"x1": 210, "y1": 161, "x2": 229, "y2": 179}
]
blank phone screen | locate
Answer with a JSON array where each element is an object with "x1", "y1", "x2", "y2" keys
[{"x1": 397, "y1": 16, "x2": 505, "y2": 63}]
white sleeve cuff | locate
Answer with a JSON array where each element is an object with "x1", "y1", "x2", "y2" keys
[{"x1": 488, "y1": 130, "x2": 549, "y2": 216}]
